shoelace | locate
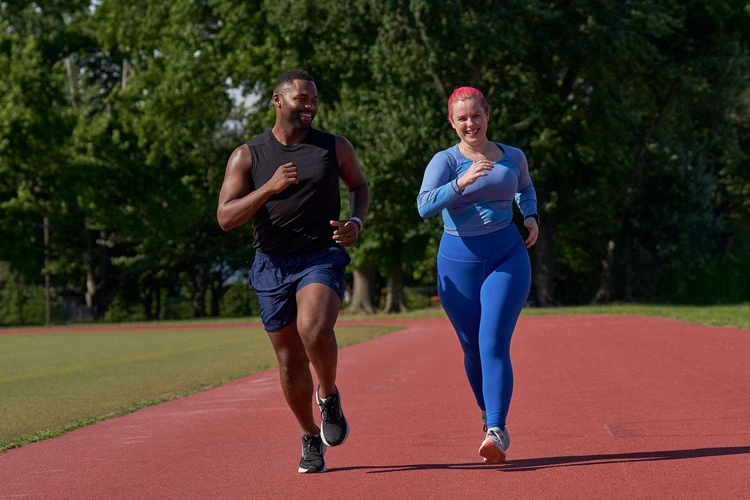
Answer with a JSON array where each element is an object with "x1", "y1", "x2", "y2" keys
[
  {"x1": 302, "y1": 437, "x2": 322, "y2": 458},
  {"x1": 487, "y1": 429, "x2": 506, "y2": 447},
  {"x1": 320, "y1": 396, "x2": 340, "y2": 421}
]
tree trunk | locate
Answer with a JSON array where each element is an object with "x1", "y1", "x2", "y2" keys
[
  {"x1": 193, "y1": 266, "x2": 208, "y2": 317},
  {"x1": 154, "y1": 288, "x2": 162, "y2": 320},
  {"x1": 211, "y1": 281, "x2": 221, "y2": 317},
  {"x1": 211, "y1": 266, "x2": 233, "y2": 317},
  {"x1": 83, "y1": 215, "x2": 98, "y2": 319},
  {"x1": 383, "y1": 265, "x2": 408, "y2": 313},
  {"x1": 43, "y1": 216, "x2": 51, "y2": 326},
  {"x1": 141, "y1": 289, "x2": 154, "y2": 320},
  {"x1": 97, "y1": 229, "x2": 109, "y2": 317},
  {"x1": 344, "y1": 267, "x2": 377, "y2": 314},
  {"x1": 122, "y1": 59, "x2": 132, "y2": 87},
  {"x1": 64, "y1": 56, "x2": 77, "y2": 108},
  {"x1": 591, "y1": 240, "x2": 615, "y2": 304},
  {"x1": 532, "y1": 212, "x2": 555, "y2": 305},
  {"x1": 623, "y1": 232, "x2": 634, "y2": 302},
  {"x1": 193, "y1": 290, "x2": 206, "y2": 317}
]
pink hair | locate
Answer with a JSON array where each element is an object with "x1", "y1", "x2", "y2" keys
[{"x1": 447, "y1": 86, "x2": 489, "y2": 122}]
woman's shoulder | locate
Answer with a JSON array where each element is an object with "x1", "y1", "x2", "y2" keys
[
  {"x1": 497, "y1": 143, "x2": 527, "y2": 166},
  {"x1": 429, "y1": 144, "x2": 462, "y2": 165},
  {"x1": 497, "y1": 142, "x2": 524, "y2": 156}
]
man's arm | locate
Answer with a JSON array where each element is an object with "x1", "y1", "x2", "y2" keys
[
  {"x1": 217, "y1": 144, "x2": 298, "y2": 231},
  {"x1": 336, "y1": 136, "x2": 369, "y2": 221},
  {"x1": 330, "y1": 136, "x2": 369, "y2": 246}
]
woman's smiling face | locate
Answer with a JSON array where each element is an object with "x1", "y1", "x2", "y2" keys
[{"x1": 449, "y1": 98, "x2": 489, "y2": 147}]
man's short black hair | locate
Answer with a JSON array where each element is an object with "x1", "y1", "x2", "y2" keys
[{"x1": 274, "y1": 70, "x2": 315, "y2": 93}]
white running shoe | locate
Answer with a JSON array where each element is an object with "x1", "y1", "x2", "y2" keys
[{"x1": 479, "y1": 426, "x2": 510, "y2": 464}]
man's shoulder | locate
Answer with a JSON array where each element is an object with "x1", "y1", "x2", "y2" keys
[
  {"x1": 247, "y1": 130, "x2": 273, "y2": 148},
  {"x1": 310, "y1": 127, "x2": 339, "y2": 146}
]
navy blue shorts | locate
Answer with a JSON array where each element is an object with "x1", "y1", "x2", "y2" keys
[{"x1": 251, "y1": 245, "x2": 351, "y2": 332}]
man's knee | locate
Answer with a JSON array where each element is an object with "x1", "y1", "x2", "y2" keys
[
  {"x1": 278, "y1": 352, "x2": 309, "y2": 380},
  {"x1": 301, "y1": 327, "x2": 337, "y2": 354},
  {"x1": 297, "y1": 311, "x2": 333, "y2": 336}
]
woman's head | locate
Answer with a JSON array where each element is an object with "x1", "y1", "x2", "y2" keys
[
  {"x1": 447, "y1": 87, "x2": 490, "y2": 146},
  {"x1": 447, "y1": 87, "x2": 489, "y2": 122}
]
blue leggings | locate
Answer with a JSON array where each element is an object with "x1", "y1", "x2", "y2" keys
[{"x1": 437, "y1": 224, "x2": 531, "y2": 430}]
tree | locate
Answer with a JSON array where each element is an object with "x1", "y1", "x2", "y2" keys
[
  {"x1": 93, "y1": 0, "x2": 255, "y2": 318},
  {"x1": 0, "y1": 1, "x2": 91, "y2": 320}
]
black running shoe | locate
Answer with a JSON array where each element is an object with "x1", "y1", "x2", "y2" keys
[
  {"x1": 298, "y1": 434, "x2": 327, "y2": 473},
  {"x1": 316, "y1": 386, "x2": 350, "y2": 447}
]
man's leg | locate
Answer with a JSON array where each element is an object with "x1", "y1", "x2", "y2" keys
[
  {"x1": 252, "y1": 250, "x2": 329, "y2": 472},
  {"x1": 267, "y1": 321, "x2": 319, "y2": 436},
  {"x1": 296, "y1": 282, "x2": 349, "y2": 446},
  {"x1": 295, "y1": 283, "x2": 341, "y2": 398}
]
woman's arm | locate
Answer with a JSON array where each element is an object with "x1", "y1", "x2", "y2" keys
[{"x1": 417, "y1": 152, "x2": 462, "y2": 218}]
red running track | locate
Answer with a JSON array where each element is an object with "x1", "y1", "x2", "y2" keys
[{"x1": 1, "y1": 315, "x2": 749, "y2": 499}]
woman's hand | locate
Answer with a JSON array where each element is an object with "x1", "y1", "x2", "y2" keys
[
  {"x1": 524, "y1": 217, "x2": 539, "y2": 248},
  {"x1": 456, "y1": 160, "x2": 494, "y2": 191}
]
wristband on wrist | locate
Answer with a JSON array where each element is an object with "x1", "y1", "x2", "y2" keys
[
  {"x1": 349, "y1": 216, "x2": 363, "y2": 232},
  {"x1": 524, "y1": 213, "x2": 540, "y2": 224}
]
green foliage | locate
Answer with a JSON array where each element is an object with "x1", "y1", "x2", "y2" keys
[
  {"x1": 1, "y1": 0, "x2": 749, "y2": 323},
  {"x1": 404, "y1": 287, "x2": 431, "y2": 311},
  {"x1": 672, "y1": 240, "x2": 750, "y2": 304},
  {"x1": 101, "y1": 294, "x2": 148, "y2": 323},
  {"x1": 220, "y1": 281, "x2": 259, "y2": 318},
  {"x1": 0, "y1": 265, "x2": 46, "y2": 326}
]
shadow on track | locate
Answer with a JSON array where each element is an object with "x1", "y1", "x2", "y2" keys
[{"x1": 329, "y1": 446, "x2": 750, "y2": 473}]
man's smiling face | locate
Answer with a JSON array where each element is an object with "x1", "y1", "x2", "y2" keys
[{"x1": 275, "y1": 79, "x2": 319, "y2": 130}]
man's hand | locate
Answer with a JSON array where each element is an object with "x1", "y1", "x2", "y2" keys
[
  {"x1": 266, "y1": 162, "x2": 299, "y2": 194},
  {"x1": 331, "y1": 220, "x2": 360, "y2": 247}
]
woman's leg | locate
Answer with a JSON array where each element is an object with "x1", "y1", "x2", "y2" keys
[
  {"x1": 478, "y1": 238, "x2": 531, "y2": 430},
  {"x1": 437, "y1": 252, "x2": 485, "y2": 412}
]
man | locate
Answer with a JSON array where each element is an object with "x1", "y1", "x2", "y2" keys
[{"x1": 217, "y1": 70, "x2": 369, "y2": 474}]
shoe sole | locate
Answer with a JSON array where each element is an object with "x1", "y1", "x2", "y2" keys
[
  {"x1": 478, "y1": 437, "x2": 506, "y2": 464},
  {"x1": 298, "y1": 463, "x2": 328, "y2": 474},
  {"x1": 298, "y1": 439, "x2": 327, "y2": 473}
]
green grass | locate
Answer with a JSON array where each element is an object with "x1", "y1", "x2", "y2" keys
[
  {"x1": 341, "y1": 302, "x2": 750, "y2": 329},
  {"x1": 518, "y1": 303, "x2": 750, "y2": 329},
  {"x1": 0, "y1": 324, "x2": 399, "y2": 453}
]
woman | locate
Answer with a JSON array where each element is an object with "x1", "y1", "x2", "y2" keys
[{"x1": 417, "y1": 87, "x2": 539, "y2": 464}]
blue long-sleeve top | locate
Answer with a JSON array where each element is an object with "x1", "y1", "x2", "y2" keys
[{"x1": 417, "y1": 143, "x2": 538, "y2": 236}]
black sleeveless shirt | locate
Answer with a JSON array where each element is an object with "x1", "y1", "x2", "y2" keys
[{"x1": 247, "y1": 128, "x2": 341, "y2": 256}]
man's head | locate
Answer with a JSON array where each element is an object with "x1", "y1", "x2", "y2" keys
[{"x1": 273, "y1": 70, "x2": 318, "y2": 130}]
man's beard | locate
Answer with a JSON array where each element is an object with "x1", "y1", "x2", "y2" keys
[{"x1": 288, "y1": 111, "x2": 313, "y2": 130}]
